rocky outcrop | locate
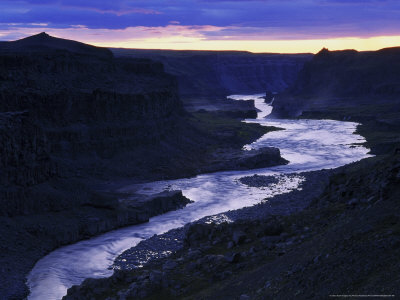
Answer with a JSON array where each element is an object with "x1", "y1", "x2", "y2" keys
[
  {"x1": 120, "y1": 190, "x2": 193, "y2": 221},
  {"x1": 200, "y1": 147, "x2": 288, "y2": 173}
]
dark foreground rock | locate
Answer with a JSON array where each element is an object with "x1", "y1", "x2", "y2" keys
[{"x1": 64, "y1": 153, "x2": 400, "y2": 299}]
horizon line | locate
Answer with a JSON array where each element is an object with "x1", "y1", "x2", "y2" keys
[{"x1": 3, "y1": 31, "x2": 400, "y2": 54}]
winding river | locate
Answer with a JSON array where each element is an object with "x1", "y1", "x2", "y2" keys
[{"x1": 27, "y1": 94, "x2": 371, "y2": 300}]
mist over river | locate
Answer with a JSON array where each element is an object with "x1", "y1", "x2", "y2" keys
[{"x1": 27, "y1": 94, "x2": 371, "y2": 300}]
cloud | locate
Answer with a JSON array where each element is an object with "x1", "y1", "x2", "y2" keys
[
  {"x1": 0, "y1": 24, "x2": 224, "y2": 43},
  {"x1": 1, "y1": 0, "x2": 400, "y2": 50}
]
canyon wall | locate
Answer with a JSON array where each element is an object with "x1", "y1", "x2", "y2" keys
[
  {"x1": 111, "y1": 49, "x2": 312, "y2": 108},
  {"x1": 0, "y1": 33, "x2": 190, "y2": 217},
  {"x1": 271, "y1": 47, "x2": 400, "y2": 118}
]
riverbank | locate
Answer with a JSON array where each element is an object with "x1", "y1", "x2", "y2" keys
[
  {"x1": 296, "y1": 99, "x2": 400, "y2": 156},
  {"x1": 111, "y1": 169, "x2": 333, "y2": 271},
  {"x1": 0, "y1": 110, "x2": 285, "y2": 300},
  {"x1": 64, "y1": 152, "x2": 400, "y2": 299},
  {"x1": 0, "y1": 190, "x2": 193, "y2": 300}
]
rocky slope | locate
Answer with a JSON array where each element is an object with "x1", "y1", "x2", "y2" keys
[
  {"x1": 63, "y1": 152, "x2": 400, "y2": 300},
  {"x1": 111, "y1": 49, "x2": 312, "y2": 111}
]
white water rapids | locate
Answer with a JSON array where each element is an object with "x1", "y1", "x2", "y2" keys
[{"x1": 27, "y1": 94, "x2": 371, "y2": 300}]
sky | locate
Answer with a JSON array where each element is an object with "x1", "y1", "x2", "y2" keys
[{"x1": 1, "y1": 0, "x2": 400, "y2": 53}]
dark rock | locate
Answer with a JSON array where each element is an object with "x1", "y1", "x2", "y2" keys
[
  {"x1": 348, "y1": 198, "x2": 360, "y2": 205},
  {"x1": 162, "y1": 260, "x2": 178, "y2": 271},
  {"x1": 264, "y1": 90, "x2": 275, "y2": 103},
  {"x1": 184, "y1": 223, "x2": 214, "y2": 246},
  {"x1": 187, "y1": 249, "x2": 202, "y2": 260},
  {"x1": 185, "y1": 262, "x2": 198, "y2": 272},
  {"x1": 232, "y1": 230, "x2": 247, "y2": 245},
  {"x1": 200, "y1": 147, "x2": 288, "y2": 174},
  {"x1": 239, "y1": 174, "x2": 279, "y2": 188},
  {"x1": 224, "y1": 252, "x2": 241, "y2": 263},
  {"x1": 121, "y1": 190, "x2": 192, "y2": 218},
  {"x1": 149, "y1": 270, "x2": 163, "y2": 284},
  {"x1": 261, "y1": 221, "x2": 284, "y2": 236}
]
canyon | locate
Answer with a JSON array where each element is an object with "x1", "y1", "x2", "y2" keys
[
  {"x1": 0, "y1": 33, "x2": 293, "y2": 299},
  {"x1": 61, "y1": 47, "x2": 400, "y2": 299},
  {"x1": 1, "y1": 32, "x2": 400, "y2": 300},
  {"x1": 111, "y1": 48, "x2": 311, "y2": 114}
]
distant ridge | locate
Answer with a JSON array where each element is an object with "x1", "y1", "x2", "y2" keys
[{"x1": 0, "y1": 32, "x2": 112, "y2": 58}]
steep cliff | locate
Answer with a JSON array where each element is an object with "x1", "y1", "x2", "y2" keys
[
  {"x1": 111, "y1": 49, "x2": 311, "y2": 109},
  {"x1": 0, "y1": 33, "x2": 188, "y2": 215},
  {"x1": 271, "y1": 47, "x2": 400, "y2": 118}
]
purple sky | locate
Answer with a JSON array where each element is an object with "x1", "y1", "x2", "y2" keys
[{"x1": 1, "y1": 0, "x2": 400, "y2": 52}]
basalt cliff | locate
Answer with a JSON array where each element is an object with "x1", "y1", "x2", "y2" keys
[{"x1": 0, "y1": 32, "x2": 188, "y2": 217}]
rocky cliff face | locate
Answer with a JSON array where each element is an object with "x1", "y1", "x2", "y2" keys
[
  {"x1": 111, "y1": 49, "x2": 311, "y2": 104},
  {"x1": 0, "y1": 33, "x2": 186, "y2": 216},
  {"x1": 0, "y1": 111, "x2": 57, "y2": 216},
  {"x1": 271, "y1": 47, "x2": 400, "y2": 118}
]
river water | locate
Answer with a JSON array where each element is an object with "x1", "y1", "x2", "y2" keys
[{"x1": 27, "y1": 94, "x2": 371, "y2": 300}]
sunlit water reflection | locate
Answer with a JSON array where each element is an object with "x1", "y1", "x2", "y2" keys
[{"x1": 27, "y1": 93, "x2": 371, "y2": 300}]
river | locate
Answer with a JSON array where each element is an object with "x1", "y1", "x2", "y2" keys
[{"x1": 27, "y1": 94, "x2": 371, "y2": 300}]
